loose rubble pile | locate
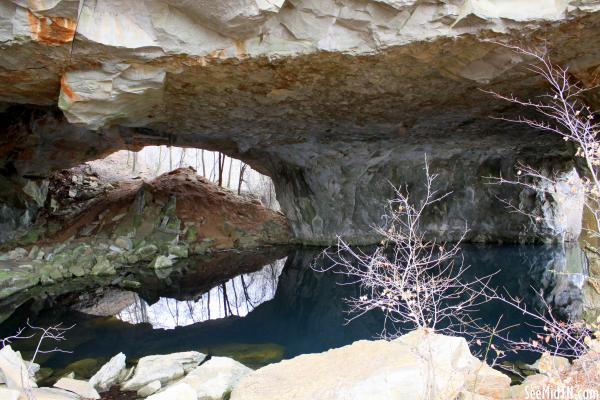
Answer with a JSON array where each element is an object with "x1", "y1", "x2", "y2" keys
[
  {"x1": 0, "y1": 168, "x2": 291, "y2": 302},
  {"x1": 1, "y1": 329, "x2": 599, "y2": 400},
  {"x1": 47, "y1": 165, "x2": 116, "y2": 219}
]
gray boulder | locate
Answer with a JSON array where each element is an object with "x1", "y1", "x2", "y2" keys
[
  {"x1": 89, "y1": 352, "x2": 126, "y2": 392},
  {"x1": 182, "y1": 357, "x2": 252, "y2": 400},
  {"x1": 121, "y1": 351, "x2": 205, "y2": 391}
]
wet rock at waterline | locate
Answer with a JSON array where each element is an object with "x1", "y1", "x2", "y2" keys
[
  {"x1": 230, "y1": 329, "x2": 511, "y2": 400},
  {"x1": 1, "y1": 1, "x2": 600, "y2": 245}
]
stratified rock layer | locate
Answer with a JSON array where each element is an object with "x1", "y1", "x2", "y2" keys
[{"x1": 1, "y1": 0, "x2": 600, "y2": 243}]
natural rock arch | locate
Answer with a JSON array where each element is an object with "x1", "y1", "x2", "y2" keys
[{"x1": 1, "y1": 0, "x2": 600, "y2": 244}]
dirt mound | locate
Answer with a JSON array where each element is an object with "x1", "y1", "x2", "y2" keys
[{"x1": 51, "y1": 167, "x2": 291, "y2": 250}]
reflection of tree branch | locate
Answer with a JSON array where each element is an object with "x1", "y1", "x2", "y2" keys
[
  {"x1": 231, "y1": 278, "x2": 240, "y2": 315},
  {"x1": 240, "y1": 275, "x2": 257, "y2": 311},
  {"x1": 222, "y1": 284, "x2": 233, "y2": 317},
  {"x1": 186, "y1": 300, "x2": 196, "y2": 324},
  {"x1": 207, "y1": 290, "x2": 211, "y2": 320}
]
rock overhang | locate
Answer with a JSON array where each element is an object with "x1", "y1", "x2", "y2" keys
[{"x1": 1, "y1": 0, "x2": 600, "y2": 244}]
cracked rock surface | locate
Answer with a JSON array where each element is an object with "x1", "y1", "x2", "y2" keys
[{"x1": 1, "y1": 0, "x2": 600, "y2": 243}]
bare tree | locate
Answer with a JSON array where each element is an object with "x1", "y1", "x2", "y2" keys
[
  {"x1": 238, "y1": 162, "x2": 248, "y2": 195},
  {"x1": 481, "y1": 45, "x2": 600, "y2": 386},
  {"x1": 227, "y1": 156, "x2": 233, "y2": 188},
  {"x1": 178, "y1": 148, "x2": 187, "y2": 168},
  {"x1": 317, "y1": 160, "x2": 492, "y2": 339},
  {"x1": 486, "y1": 44, "x2": 600, "y2": 239},
  {"x1": 156, "y1": 146, "x2": 163, "y2": 175},
  {"x1": 2, "y1": 321, "x2": 73, "y2": 400},
  {"x1": 217, "y1": 152, "x2": 226, "y2": 187},
  {"x1": 482, "y1": 284, "x2": 596, "y2": 359},
  {"x1": 131, "y1": 151, "x2": 138, "y2": 173}
]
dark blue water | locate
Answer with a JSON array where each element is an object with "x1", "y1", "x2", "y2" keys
[{"x1": 0, "y1": 244, "x2": 587, "y2": 373}]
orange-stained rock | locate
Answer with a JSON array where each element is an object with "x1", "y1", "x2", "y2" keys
[
  {"x1": 60, "y1": 76, "x2": 77, "y2": 101},
  {"x1": 27, "y1": 11, "x2": 76, "y2": 45}
]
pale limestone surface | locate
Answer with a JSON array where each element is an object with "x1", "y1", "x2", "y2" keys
[
  {"x1": 181, "y1": 356, "x2": 252, "y2": 400},
  {"x1": 88, "y1": 352, "x2": 126, "y2": 393},
  {"x1": 230, "y1": 329, "x2": 510, "y2": 400},
  {"x1": 137, "y1": 380, "x2": 162, "y2": 397},
  {"x1": 121, "y1": 351, "x2": 205, "y2": 391},
  {"x1": 0, "y1": 387, "x2": 20, "y2": 400},
  {"x1": 53, "y1": 377, "x2": 100, "y2": 399},
  {"x1": 145, "y1": 382, "x2": 197, "y2": 400},
  {"x1": 29, "y1": 387, "x2": 81, "y2": 400},
  {"x1": 0, "y1": 345, "x2": 36, "y2": 391}
]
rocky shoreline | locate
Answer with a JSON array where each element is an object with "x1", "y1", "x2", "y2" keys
[
  {"x1": 1, "y1": 329, "x2": 598, "y2": 400},
  {"x1": 0, "y1": 168, "x2": 291, "y2": 306}
]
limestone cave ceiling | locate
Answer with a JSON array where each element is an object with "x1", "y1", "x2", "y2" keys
[
  {"x1": 1, "y1": 0, "x2": 600, "y2": 243},
  {"x1": 0, "y1": 0, "x2": 598, "y2": 162}
]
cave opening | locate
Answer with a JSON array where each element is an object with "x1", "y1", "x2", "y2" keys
[{"x1": 82, "y1": 146, "x2": 279, "y2": 211}]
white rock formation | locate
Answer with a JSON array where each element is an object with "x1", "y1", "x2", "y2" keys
[
  {"x1": 0, "y1": 0, "x2": 597, "y2": 114},
  {"x1": 137, "y1": 380, "x2": 162, "y2": 397},
  {"x1": 29, "y1": 387, "x2": 82, "y2": 400},
  {"x1": 121, "y1": 351, "x2": 205, "y2": 391},
  {"x1": 59, "y1": 64, "x2": 167, "y2": 130},
  {"x1": 54, "y1": 377, "x2": 100, "y2": 399},
  {"x1": 146, "y1": 382, "x2": 197, "y2": 400},
  {"x1": 0, "y1": 387, "x2": 20, "y2": 400},
  {"x1": 230, "y1": 329, "x2": 511, "y2": 400},
  {"x1": 0, "y1": 345, "x2": 36, "y2": 391},
  {"x1": 182, "y1": 356, "x2": 252, "y2": 400},
  {"x1": 89, "y1": 352, "x2": 126, "y2": 392}
]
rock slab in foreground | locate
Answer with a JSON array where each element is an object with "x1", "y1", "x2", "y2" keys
[
  {"x1": 30, "y1": 387, "x2": 81, "y2": 400},
  {"x1": 146, "y1": 382, "x2": 197, "y2": 400},
  {"x1": 121, "y1": 351, "x2": 205, "y2": 391},
  {"x1": 54, "y1": 377, "x2": 100, "y2": 399},
  {"x1": 230, "y1": 330, "x2": 510, "y2": 400},
  {"x1": 89, "y1": 352, "x2": 126, "y2": 393},
  {"x1": 0, "y1": 387, "x2": 20, "y2": 400},
  {"x1": 181, "y1": 356, "x2": 252, "y2": 399},
  {"x1": 0, "y1": 345, "x2": 37, "y2": 391}
]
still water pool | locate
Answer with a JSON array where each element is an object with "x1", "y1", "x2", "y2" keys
[{"x1": 0, "y1": 244, "x2": 588, "y2": 378}]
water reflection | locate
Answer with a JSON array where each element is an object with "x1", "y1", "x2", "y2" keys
[{"x1": 117, "y1": 259, "x2": 286, "y2": 329}]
